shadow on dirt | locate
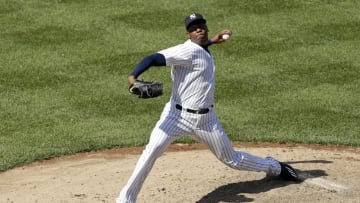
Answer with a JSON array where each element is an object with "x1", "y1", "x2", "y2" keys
[{"x1": 196, "y1": 160, "x2": 330, "y2": 203}]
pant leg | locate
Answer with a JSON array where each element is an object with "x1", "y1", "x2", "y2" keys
[
  {"x1": 194, "y1": 112, "x2": 281, "y2": 176},
  {"x1": 116, "y1": 103, "x2": 189, "y2": 203},
  {"x1": 116, "y1": 126, "x2": 177, "y2": 203}
]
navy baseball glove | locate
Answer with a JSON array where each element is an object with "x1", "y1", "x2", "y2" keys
[{"x1": 129, "y1": 79, "x2": 163, "y2": 99}]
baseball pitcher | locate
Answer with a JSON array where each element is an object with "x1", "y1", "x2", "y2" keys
[{"x1": 117, "y1": 13, "x2": 300, "y2": 203}]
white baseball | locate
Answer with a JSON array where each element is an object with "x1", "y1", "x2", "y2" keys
[{"x1": 222, "y1": 34, "x2": 230, "y2": 40}]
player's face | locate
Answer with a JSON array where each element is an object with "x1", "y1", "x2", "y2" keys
[{"x1": 187, "y1": 23, "x2": 209, "y2": 46}]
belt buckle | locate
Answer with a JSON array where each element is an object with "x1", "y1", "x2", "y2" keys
[{"x1": 196, "y1": 109, "x2": 208, "y2": 114}]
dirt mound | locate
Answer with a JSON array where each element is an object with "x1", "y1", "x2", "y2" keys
[{"x1": 1, "y1": 142, "x2": 359, "y2": 203}]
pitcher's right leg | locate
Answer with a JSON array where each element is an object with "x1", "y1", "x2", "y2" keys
[{"x1": 194, "y1": 115, "x2": 281, "y2": 176}]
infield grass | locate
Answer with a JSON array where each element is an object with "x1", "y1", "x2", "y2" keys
[{"x1": 1, "y1": 0, "x2": 360, "y2": 171}]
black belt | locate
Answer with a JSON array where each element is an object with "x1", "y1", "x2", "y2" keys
[{"x1": 175, "y1": 104, "x2": 211, "y2": 114}]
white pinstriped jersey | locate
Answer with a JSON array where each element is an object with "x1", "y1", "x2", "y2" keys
[{"x1": 158, "y1": 39, "x2": 215, "y2": 110}]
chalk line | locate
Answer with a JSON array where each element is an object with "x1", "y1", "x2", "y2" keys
[{"x1": 299, "y1": 173, "x2": 350, "y2": 191}]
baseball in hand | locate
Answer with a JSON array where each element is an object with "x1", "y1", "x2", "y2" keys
[{"x1": 222, "y1": 34, "x2": 230, "y2": 40}]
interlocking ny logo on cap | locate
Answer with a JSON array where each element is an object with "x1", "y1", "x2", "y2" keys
[{"x1": 189, "y1": 14, "x2": 197, "y2": 19}]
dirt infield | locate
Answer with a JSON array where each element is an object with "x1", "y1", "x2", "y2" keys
[{"x1": 1, "y1": 142, "x2": 359, "y2": 203}]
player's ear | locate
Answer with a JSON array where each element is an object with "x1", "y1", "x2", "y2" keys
[{"x1": 186, "y1": 32, "x2": 191, "y2": 38}]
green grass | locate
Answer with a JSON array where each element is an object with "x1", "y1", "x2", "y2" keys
[{"x1": 1, "y1": 0, "x2": 360, "y2": 171}]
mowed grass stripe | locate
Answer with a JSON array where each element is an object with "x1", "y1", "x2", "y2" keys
[{"x1": 1, "y1": 0, "x2": 359, "y2": 171}]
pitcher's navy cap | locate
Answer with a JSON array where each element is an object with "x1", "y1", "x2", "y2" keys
[{"x1": 185, "y1": 13, "x2": 206, "y2": 30}]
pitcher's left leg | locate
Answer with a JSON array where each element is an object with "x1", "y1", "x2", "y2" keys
[{"x1": 116, "y1": 128, "x2": 177, "y2": 203}]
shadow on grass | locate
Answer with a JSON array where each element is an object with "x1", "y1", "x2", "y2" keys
[{"x1": 196, "y1": 160, "x2": 329, "y2": 203}]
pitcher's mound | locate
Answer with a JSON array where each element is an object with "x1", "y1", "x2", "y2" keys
[{"x1": 1, "y1": 142, "x2": 359, "y2": 203}]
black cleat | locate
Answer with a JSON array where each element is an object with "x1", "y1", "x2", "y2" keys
[{"x1": 279, "y1": 162, "x2": 301, "y2": 182}]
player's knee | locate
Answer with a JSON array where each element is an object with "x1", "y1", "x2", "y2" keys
[
  {"x1": 222, "y1": 160, "x2": 241, "y2": 169},
  {"x1": 216, "y1": 153, "x2": 242, "y2": 169}
]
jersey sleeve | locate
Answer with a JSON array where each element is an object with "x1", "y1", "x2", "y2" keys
[{"x1": 158, "y1": 43, "x2": 192, "y2": 66}]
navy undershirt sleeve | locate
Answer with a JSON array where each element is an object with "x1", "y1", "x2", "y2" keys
[{"x1": 130, "y1": 53, "x2": 166, "y2": 78}]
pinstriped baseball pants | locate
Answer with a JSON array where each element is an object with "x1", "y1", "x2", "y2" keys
[{"x1": 116, "y1": 102, "x2": 281, "y2": 203}]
